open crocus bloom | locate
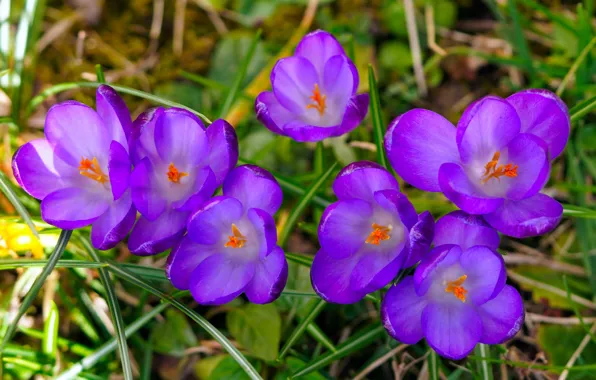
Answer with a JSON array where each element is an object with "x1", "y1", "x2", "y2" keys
[
  {"x1": 166, "y1": 165, "x2": 287, "y2": 305},
  {"x1": 128, "y1": 108, "x2": 238, "y2": 255},
  {"x1": 12, "y1": 85, "x2": 136, "y2": 250},
  {"x1": 385, "y1": 89, "x2": 569, "y2": 238},
  {"x1": 311, "y1": 161, "x2": 434, "y2": 304},
  {"x1": 381, "y1": 211, "x2": 524, "y2": 360},
  {"x1": 255, "y1": 30, "x2": 369, "y2": 142}
]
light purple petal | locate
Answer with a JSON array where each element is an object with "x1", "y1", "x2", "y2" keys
[
  {"x1": 205, "y1": 119, "x2": 239, "y2": 185},
  {"x1": 247, "y1": 208, "x2": 277, "y2": 258},
  {"x1": 456, "y1": 96, "x2": 521, "y2": 164},
  {"x1": 506, "y1": 89, "x2": 569, "y2": 159},
  {"x1": 128, "y1": 209, "x2": 188, "y2": 255},
  {"x1": 459, "y1": 246, "x2": 505, "y2": 305},
  {"x1": 381, "y1": 277, "x2": 427, "y2": 344},
  {"x1": 91, "y1": 190, "x2": 136, "y2": 250},
  {"x1": 422, "y1": 303, "x2": 482, "y2": 360},
  {"x1": 45, "y1": 101, "x2": 111, "y2": 167},
  {"x1": 351, "y1": 244, "x2": 407, "y2": 294},
  {"x1": 483, "y1": 193, "x2": 562, "y2": 238},
  {"x1": 255, "y1": 91, "x2": 292, "y2": 135},
  {"x1": 171, "y1": 167, "x2": 217, "y2": 212},
  {"x1": 503, "y1": 133, "x2": 550, "y2": 200},
  {"x1": 333, "y1": 161, "x2": 399, "y2": 202},
  {"x1": 373, "y1": 189, "x2": 418, "y2": 230},
  {"x1": 271, "y1": 56, "x2": 319, "y2": 114},
  {"x1": 477, "y1": 285, "x2": 525, "y2": 344},
  {"x1": 318, "y1": 199, "x2": 372, "y2": 259},
  {"x1": 189, "y1": 254, "x2": 256, "y2": 305},
  {"x1": 311, "y1": 248, "x2": 364, "y2": 304},
  {"x1": 434, "y1": 211, "x2": 500, "y2": 251},
  {"x1": 222, "y1": 165, "x2": 282, "y2": 215},
  {"x1": 108, "y1": 141, "x2": 131, "y2": 201},
  {"x1": 404, "y1": 211, "x2": 435, "y2": 268},
  {"x1": 166, "y1": 236, "x2": 220, "y2": 290},
  {"x1": 244, "y1": 246, "x2": 288, "y2": 304},
  {"x1": 12, "y1": 139, "x2": 76, "y2": 199},
  {"x1": 130, "y1": 107, "x2": 163, "y2": 164},
  {"x1": 41, "y1": 187, "x2": 110, "y2": 229},
  {"x1": 414, "y1": 245, "x2": 462, "y2": 296},
  {"x1": 96, "y1": 84, "x2": 132, "y2": 149},
  {"x1": 438, "y1": 163, "x2": 504, "y2": 214},
  {"x1": 130, "y1": 157, "x2": 166, "y2": 221},
  {"x1": 154, "y1": 108, "x2": 208, "y2": 168},
  {"x1": 295, "y1": 30, "x2": 348, "y2": 80},
  {"x1": 187, "y1": 196, "x2": 244, "y2": 245},
  {"x1": 322, "y1": 55, "x2": 355, "y2": 112},
  {"x1": 385, "y1": 109, "x2": 459, "y2": 192}
]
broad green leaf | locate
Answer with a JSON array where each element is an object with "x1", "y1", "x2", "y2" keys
[
  {"x1": 538, "y1": 325, "x2": 596, "y2": 379},
  {"x1": 153, "y1": 309, "x2": 198, "y2": 357},
  {"x1": 227, "y1": 303, "x2": 281, "y2": 361},
  {"x1": 209, "y1": 356, "x2": 257, "y2": 380},
  {"x1": 195, "y1": 355, "x2": 227, "y2": 380},
  {"x1": 154, "y1": 82, "x2": 203, "y2": 112}
]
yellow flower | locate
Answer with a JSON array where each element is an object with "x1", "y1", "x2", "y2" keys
[{"x1": 0, "y1": 220, "x2": 43, "y2": 258}]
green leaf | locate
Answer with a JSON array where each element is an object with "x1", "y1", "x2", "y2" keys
[
  {"x1": 367, "y1": 65, "x2": 388, "y2": 169},
  {"x1": 227, "y1": 303, "x2": 281, "y2": 361},
  {"x1": 537, "y1": 325, "x2": 596, "y2": 377},
  {"x1": 42, "y1": 301, "x2": 59, "y2": 357},
  {"x1": 209, "y1": 356, "x2": 254, "y2": 380},
  {"x1": 275, "y1": 357, "x2": 325, "y2": 380},
  {"x1": 507, "y1": 0, "x2": 534, "y2": 80},
  {"x1": 153, "y1": 309, "x2": 198, "y2": 357},
  {"x1": 0, "y1": 260, "x2": 106, "y2": 270},
  {"x1": 154, "y1": 82, "x2": 203, "y2": 112},
  {"x1": 195, "y1": 355, "x2": 227, "y2": 380},
  {"x1": 329, "y1": 137, "x2": 357, "y2": 167},
  {"x1": 475, "y1": 344, "x2": 494, "y2": 380},
  {"x1": 570, "y1": 95, "x2": 596, "y2": 123},
  {"x1": 556, "y1": 35, "x2": 596, "y2": 96},
  {"x1": 279, "y1": 299, "x2": 326, "y2": 359}
]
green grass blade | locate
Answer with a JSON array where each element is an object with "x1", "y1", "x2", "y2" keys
[
  {"x1": 570, "y1": 95, "x2": 596, "y2": 122},
  {"x1": 279, "y1": 299, "x2": 327, "y2": 360},
  {"x1": 367, "y1": 65, "x2": 388, "y2": 169},
  {"x1": 306, "y1": 324, "x2": 337, "y2": 353},
  {"x1": 42, "y1": 301, "x2": 59, "y2": 357},
  {"x1": 55, "y1": 303, "x2": 168, "y2": 380},
  {"x1": 517, "y1": 0, "x2": 577, "y2": 35},
  {"x1": 429, "y1": 349, "x2": 439, "y2": 380},
  {"x1": 140, "y1": 333, "x2": 153, "y2": 380},
  {"x1": 563, "y1": 276, "x2": 596, "y2": 344},
  {"x1": 80, "y1": 237, "x2": 133, "y2": 380},
  {"x1": 0, "y1": 171, "x2": 39, "y2": 238},
  {"x1": 285, "y1": 252, "x2": 314, "y2": 267},
  {"x1": 556, "y1": 35, "x2": 596, "y2": 97},
  {"x1": 475, "y1": 344, "x2": 494, "y2": 380},
  {"x1": 179, "y1": 71, "x2": 254, "y2": 101},
  {"x1": 562, "y1": 204, "x2": 596, "y2": 219},
  {"x1": 18, "y1": 327, "x2": 93, "y2": 356},
  {"x1": 0, "y1": 260, "x2": 106, "y2": 270},
  {"x1": 0, "y1": 230, "x2": 71, "y2": 354},
  {"x1": 106, "y1": 262, "x2": 263, "y2": 380},
  {"x1": 27, "y1": 82, "x2": 212, "y2": 124},
  {"x1": 95, "y1": 64, "x2": 106, "y2": 83},
  {"x1": 314, "y1": 142, "x2": 324, "y2": 176},
  {"x1": 279, "y1": 162, "x2": 338, "y2": 247},
  {"x1": 507, "y1": 0, "x2": 534, "y2": 80},
  {"x1": 219, "y1": 30, "x2": 261, "y2": 119},
  {"x1": 290, "y1": 325, "x2": 385, "y2": 378}
]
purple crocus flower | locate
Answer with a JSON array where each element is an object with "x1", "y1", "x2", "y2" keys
[
  {"x1": 12, "y1": 85, "x2": 136, "y2": 250},
  {"x1": 255, "y1": 30, "x2": 369, "y2": 142},
  {"x1": 385, "y1": 89, "x2": 569, "y2": 238},
  {"x1": 381, "y1": 211, "x2": 524, "y2": 360},
  {"x1": 128, "y1": 108, "x2": 238, "y2": 255},
  {"x1": 311, "y1": 161, "x2": 434, "y2": 304},
  {"x1": 166, "y1": 165, "x2": 288, "y2": 305}
]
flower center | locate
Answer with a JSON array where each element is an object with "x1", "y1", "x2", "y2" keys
[
  {"x1": 306, "y1": 83, "x2": 327, "y2": 116},
  {"x1": 481, "y1": 151, "x2": 518, "y2": 184},
  {"x1": 167, "y1": 163, "x2": 188, "y2": 184},
  {"x1": 445, "y1": 274, "x2": 468, "y2": 302},
  {"x1": 224, "y1": 224, "x2": 247, "y2": 249},
  {"x1": 79, "y1": 157, "x2": 109, "y2": 184},
  {"x1": 365, "y1": 223, "x2": 392, "y2": 245}
]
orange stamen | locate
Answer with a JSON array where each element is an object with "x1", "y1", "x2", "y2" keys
[
  {"x1": 78, "y1": 157, "x2": 109, "y2": 184},
  {"x1": 445, "y1": 275, "x2": 468, "y2": 302},
  {"x1": 481, "y1": 151, "x2": 518, "y2": 184},
  {"x1": 306, "y1": 83, "x2": 327, "y2": 116},
  {"x1": 365, "y1": 223, "x2": 391, "y2": 245},
  {"x1": 167, "y1": 163, "x2": 188, "y2": 184},
  {"x1": 224, "y1": 224, "x2": 247, "y2": 249}
]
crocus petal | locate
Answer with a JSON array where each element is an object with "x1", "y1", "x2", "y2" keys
[
  {"x1": 187, "y1": 196, "x2": 244, "y2": 245},
  {"x1": 189, "y1": 254, "x2": 256, "y2": 305},
  {"x1": 45, "y1": 101, "x2": 111, "y2": 167},
  {"x1": 128, "y1": 209, "x2": 188, "y2": 255},
  {"x1": 295, "y1": 30, "x2": 348, "y2": 81},
  {"x1": 438, "y1": 163, "x2": 504, "y2": 214},
  {"x1": 507, "y1": 89, "x2": 569, "y2": 159},
  {"x1": 503, "y1": 133, "x2": 550, "y2": 200},
  {"x1": 155, "y1": 108, "x2": 208, "y2": 168},
  {"x1": 12, "y1": 139, "x2": 77, "y2": 199},
  {"x1": 171, "y1": 167, "x2": 217, "y2": 212},
  {"x1": 318, "y1": 199, "x2": 372, "y2": 259},
  {"x1": 414, "y1": 245, "x2": 462, "y2": 297},
  {"x1": 333, "y1": 161, "x2": 399, "y2": 202},
  {"x1": 130, "y1": 157, "x2": 166, "y2": 221},
  {"x1": 311, "y1": 249, "x2": 364, "y2": 304},
  {"x1": 222, "y1": 165, "x2": 282, "y2": 215},
  {"x1": 459, "y1": 246, "x2": 505, "y2": 305},
  {"x1": 166, "y1": 236, "x2": 220, "y2": 290},
  {"x1": 281, "y1": 94, "x2": 369, "y2": 142},
  {"x1": 205, "y1": 119, "x2": 239, "y2": 185},
  {"x1": 422, "y1": 303, "x2": 482, "y2": 360},
  {"x1": 41, "y1": 187, "x2": 110, "y2": 230},
  {"x1": 244, "y1": 246, "x2": 288, "y2": 304},
  {"x1": 381, "y1": 277, "x2": 427, "y2": 344},
  {"x1": 271, "y1": 56, "x2": 319, "y2": 115},
  {"x1": 351, "y1": 244, "x2": 407, "y2": 294},
  {"x1": 247, "y1": 208, "x2": 277, "y2": 258},
  {"x1": 130, "y1": 107, "x2": 163, "y2": 164},
  {"x1": 96, "y1": 84, "x2": 132, "y2": 148},
  {"x1": 373, "y1": 189, "x2": 417, "y2": 229},
  {"x1": 91, "y1": 190, "x2": 136, "y2": 250},
  {"x1": 483, "y1": 193, "x2": 562, "y2": 238},
  {"x1": 385, "y1": 109, "x2": 459, "y2": 192},
  {"x1": 255, "y1": 91, "x2": 293, "y2": 135},
  {"x1": 108, "y1": 141, "x2": 131, "y2": 201},
  {"x1": 434, "y1": 211, "x2": 500, "y2": 250},
  {"x1": 404, "y1": 211, "x2": 435, "y2": 268},
  {"x1": 477, "y1": 285, "x2": 525, "y2": 344},
  {"x1": 322, "y1": 55, "x2": 355, "y2": 113},
  {"x1": 456, "y1": 96, "x2": 521, "y2": 164}
]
